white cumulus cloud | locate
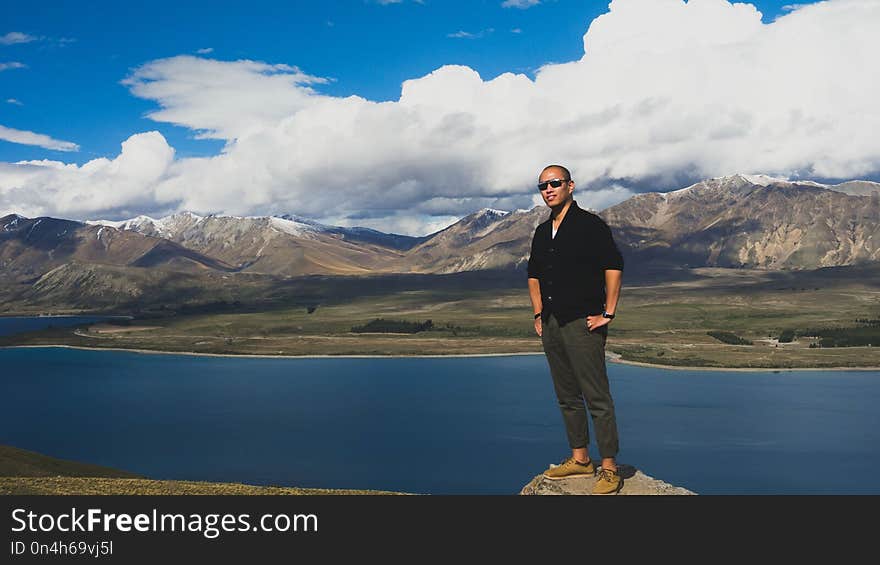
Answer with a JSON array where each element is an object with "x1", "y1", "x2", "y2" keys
[
  {"x1": 0, "y1": 132, "x2": 173, "y2": 218},
  {"x1": 1, "y1": 0, "x2": 879, "y2": 235}
]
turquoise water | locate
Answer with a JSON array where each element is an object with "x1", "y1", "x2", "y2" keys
[{"x1": 1, "y1": 346, "x2": 878, "y2": 494}]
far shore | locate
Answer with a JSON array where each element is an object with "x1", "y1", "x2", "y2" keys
[
  {"x1": 4, "y1": 343, "x2": 880, "y2": 373},
  {"x1": 0, "y1": 313, "x2": 133, "y2": 318}
]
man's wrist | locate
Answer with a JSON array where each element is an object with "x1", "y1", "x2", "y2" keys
[{"x1": 534, "y1": 312, "x2": 542, "y2": 320}]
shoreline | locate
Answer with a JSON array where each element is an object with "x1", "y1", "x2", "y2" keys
[
  {"x1": 3, "y1": 343, "x2": 880, "y2": 372},
  {"x1": 0, "y1": 314, "x2": 133, "y2": 319},
  {"x1": 605, "y1": 353, "x2": 880, "y2": 373},
  {"x1": 1, "y1": 343, "x2": 546, "y2": 360}
]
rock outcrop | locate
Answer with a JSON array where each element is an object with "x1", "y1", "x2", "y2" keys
[{"x1": 520, "y1": 463, "x2": 696, "y2": 495}]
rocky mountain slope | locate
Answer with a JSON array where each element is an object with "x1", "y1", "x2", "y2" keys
[
  {"x1": 600, "y1": 174, "x2": 880, "y2": 269},
  {"x1": 83, "y1": 174, "x2": 879, "y2": 275},
  {"x1": 0, "y1": 214, "x2": 235, "y2": 282},
  {"x1": 87, "y1": 212, "x2": 413, "y2": 277},
  {"x1": 392, "y1": 207, "x2": 548, "y2": 274},
  {"x1": 88, "y1": 208, "x2": 549, "y2": 276}
]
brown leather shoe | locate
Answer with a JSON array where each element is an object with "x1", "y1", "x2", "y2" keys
[
  {"x1": 592, "y1": 467, "x2": 622, "y2": 495},
  {"x1": 543, "y1": 457, "x2": 595, "y2": 480}
]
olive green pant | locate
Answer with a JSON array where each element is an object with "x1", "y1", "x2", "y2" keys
[{"x1": 541, "y1": 313, "x2": 620, "y2": 458}]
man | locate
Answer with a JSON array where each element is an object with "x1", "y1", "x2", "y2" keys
[{"x1": 527, "y1": 164, "x2": 624, "y2": 495}]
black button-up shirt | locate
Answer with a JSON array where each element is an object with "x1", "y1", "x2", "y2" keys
[{"x1": 527, "y1": 200, "x2": 624, "y2": 325}]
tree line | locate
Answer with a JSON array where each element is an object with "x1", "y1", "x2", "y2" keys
[{"x1": 351, "y1": 319, "x2": 434, "y2": 334}]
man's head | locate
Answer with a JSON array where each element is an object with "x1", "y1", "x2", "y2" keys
[{"x1": 538, "y1": 165, "x2": 574, "y2": 209}]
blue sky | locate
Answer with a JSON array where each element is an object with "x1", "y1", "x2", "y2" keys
[
  {"x1": 0, "y1": 0, "x2": 819, "y2": 164},
  {"x1": 2, "y1": 0, "x2": 876, "y2": 234}
]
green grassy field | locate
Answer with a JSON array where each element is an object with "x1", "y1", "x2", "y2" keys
[{"x1": 3, "y1": 267, "x2": 879, "y2": 368}]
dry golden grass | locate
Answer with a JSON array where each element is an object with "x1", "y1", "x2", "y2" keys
[
  {"x1": 0, "y1": 445, "x2": 408, "y2": 495},
  {"x1": 0, "y1": 477, "x2": 407, "y2": 495}
]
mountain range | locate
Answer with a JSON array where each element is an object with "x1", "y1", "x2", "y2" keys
[
  {"x1": 604, "y1": 174, "x2": 880, "y2": 269},
  {"x1": 2, "y1": 173, "x2": 879, "y2": 311}
]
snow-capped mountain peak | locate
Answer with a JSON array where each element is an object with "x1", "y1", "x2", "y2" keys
[
  {"x1": 735, "y1": 173, "x2": 791, "y2": 186},
  {"x1": 268, "y1": 216, "x2": 320, "y2": 237},
  {"x1": 478, "y1": 208, "x2": 509, "y2": 217}
]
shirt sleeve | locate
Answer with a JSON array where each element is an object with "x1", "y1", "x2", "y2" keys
[
  {"x1": 527, "y1": 228, "x2": 542, "y2": 279},
  {"x1": 598, "y1": 219, "x2": 625, "y2": 271}
]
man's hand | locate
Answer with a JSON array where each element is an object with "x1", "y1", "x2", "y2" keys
[
  {"x1": 534, "y1": 317, "x2": 542, "y2": 337},
  {"x1": 586, "y1": 315, "x2": 611, "y2": 332}
]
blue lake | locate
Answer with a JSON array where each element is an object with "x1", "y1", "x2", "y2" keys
[{"x1": 1, "y1": 346, "x2": 878, "y2": 495}]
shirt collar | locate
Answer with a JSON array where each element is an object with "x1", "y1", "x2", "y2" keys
[{"x1": 549, "y1": 199, "x2": 580, "y2": 223}]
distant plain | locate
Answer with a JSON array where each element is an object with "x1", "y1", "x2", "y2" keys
[{"x1": 4, "y1": 266, "x2": 879, "y2": 369}]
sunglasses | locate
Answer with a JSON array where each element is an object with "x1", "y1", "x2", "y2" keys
[{"x1": 537, "y1": 178, "x2": 569, "y2": 191}]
